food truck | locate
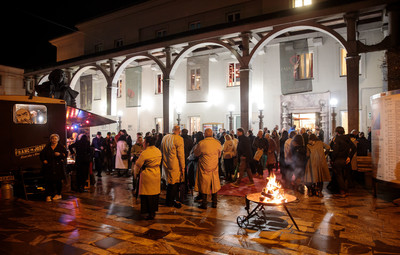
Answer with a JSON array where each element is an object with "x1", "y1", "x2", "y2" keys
[{"x1": 0, "y1": 95, "x2": 116, "y2": 199}]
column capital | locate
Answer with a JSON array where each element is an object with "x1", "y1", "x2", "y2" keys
[{"x1": 343, "y1": 12, "x2": 359, "y2": 23}]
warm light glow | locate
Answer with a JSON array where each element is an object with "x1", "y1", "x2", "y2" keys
[
  {"x1": 330, "y1": 98, "x2": 338, "y2": 107},
  {"x1": 117, "y1": 110, "x2": 123, "y2": 117},
  {"x1": 258, "y1": 103, "x2": 265, "y2": 111},
  {"x1": 260, "y1": 173, "x2": 287, "y2": 204},
  {"x1": 228, "y1": 104, "x2": 235, "y2": 112}
]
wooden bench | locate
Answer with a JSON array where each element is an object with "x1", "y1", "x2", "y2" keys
[{"x1": 357, "y1": 156, "x2": 372, "y2": 172}]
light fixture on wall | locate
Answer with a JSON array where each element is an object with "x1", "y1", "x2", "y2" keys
[
  {"x1": 228, "y1": 104, "x2": 235, "y2": 131},
  {"x1": 258, "y1": 103, "x2": 264, "y2": 130},
  {"x1": 117, "y1": 110, "x2": 123, "y2": 131},
  {"x1": 176, "y1": 107, "x2": 182, "y2": 126},
  {"x1": 330, "y1": 98, "x2": 338, "y2": 136},
  {"x1": 150, "y1": 64, "x2": 160, "y2": 71}
]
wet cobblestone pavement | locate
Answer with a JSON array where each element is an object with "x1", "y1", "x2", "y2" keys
[{"x1": 1, "y1": 176, "x2": 400, "y2": 254}]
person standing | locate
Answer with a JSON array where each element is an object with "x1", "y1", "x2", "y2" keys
[
  {"x1": 181, "y1": 128, "x2": 194, "y2": 197},
  {"x1": 252, "y1": 130, "x2": 268, "y2": 178},
  {"x1": 135, "y1": 136, "x2": 162, "y2": 220},
  {"x1": 330, "y1": 126, "x2": 356, "y2": 197},
  {"x1": 161, "y1": 125, "x2": 185, "y2": 208},
  {"x1": 104, "y1": 132, "x2": 115, "y2": 175},
  {"x1": 357, "y1": 132, "x2": 369, "y2": 156},
  {"x1": 231, "y1": 128, "x2": 254, "y2": 187},
  {"x1": 279, "y1": 130, "x2": 289, "y2": 183},
  {"x1": 69, "y1": 135, "x2": 92, "y2": 192},
  {"x1": 40, "y1": 134, "x2": 67, "y2": 202},
  {"x1": 264, "y1": 133, "x2": 277, "y2": 176},
  {"x1": 92, "y1": 132, "x2": 105, "y2": 177},
  {"x1": 304, "y1": 134, "x2": 330, "y2": 197},
  {"x1": 222, "y1": 134, "x2": 236, "y2": 182},
  {"x1": 284, "y1": 131, "x2": 297, "y2": 187},
  {"x1": 115, "y1": 135, "x2": 129, "y2": 177},
  {"x1": 194, "y1": 128, "x2": 222, "y2": 209}
]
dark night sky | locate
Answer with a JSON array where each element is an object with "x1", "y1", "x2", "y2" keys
[{"x1": 0, "y1": 0, "x2": 146, "y2": 70}]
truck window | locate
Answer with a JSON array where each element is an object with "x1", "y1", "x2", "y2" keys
[{"x1": 13, "y1": 104, "x2": 47, "y2": 124}]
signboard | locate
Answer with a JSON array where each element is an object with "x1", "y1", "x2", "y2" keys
[{"x1": 370, "y1": 90, "x2": 400, "y2": 183}]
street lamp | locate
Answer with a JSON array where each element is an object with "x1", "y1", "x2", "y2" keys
[
  {"x1": 330, "y1": 98, "x2": 338, "y2": 136},
  {"x1": 117, "y1": 110, "x2": 123, "y2": 131},
  {"x1": 228, "y1": 104, "x2": 235, "y2": 131},
  {"x1": 258, "y1": 103, "x2": 264, "y2": 130},
  {"x1": 176, "y1": 107, "x2": 182, "y2": 126}
]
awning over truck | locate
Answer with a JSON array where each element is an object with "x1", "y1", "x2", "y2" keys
[{"x1": 66, "y1": 107, "x2": 117, "y2": 128}]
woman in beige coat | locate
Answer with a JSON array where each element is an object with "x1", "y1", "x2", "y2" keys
[
  {"x1": 194, "y1": 128, "x2": 222, "y2": 209},
  {"x1": 304, "y1": 134, "x2": 331, "y2": 197},
  {"x1": 135, "y1": 136, "x2": 162, "y2": 220},
  {"x1": 222, "y1": 134, "x2": 236, "y2": 182}
]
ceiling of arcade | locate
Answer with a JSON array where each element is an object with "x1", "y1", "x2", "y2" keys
[{"x1": 29, "y1": 7, "x2": 387, "y2": 84}]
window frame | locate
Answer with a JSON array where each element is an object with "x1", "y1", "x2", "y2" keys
[
  {"x1": 13, "y1": 104, "x2": 48, "y2": 125},
  {"x1": 294, "y1": 52, "x2": 314, "y2": 81},
  {"x1": 293, "y1": 0, "x2": 312, "y2": 8},
  {"x1": 226, "y1": 11, "x2": 240, "y2": 23},
  {"x1": 155, "y1": 73, "x2": 163, "y2": 95},
  {"x1": 189, "y1": 21, "x2": 201, "y2": 30},
  {"x1": 114, "y1": 38, "x2": 124, "y2": 48},
  {"x1": 227, "y1": 62, "x2": 241, "y2": 87},
  {"x1": 189, "y1": 68, "x2": 201, "y2": 91},
  {"x1": 94, "y1": 43, "x2": 103, "y2": 53},
  {"x1": 156, "y1": 29, "x2": 167, "y2": 38}
]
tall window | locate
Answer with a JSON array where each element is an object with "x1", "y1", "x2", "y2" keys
[
  {"x1": 228, "y1": 63, "x2": 240, "y2": 87},
  {"x1": 227, "y1": 11, "x2": 240, "y2": 22},
  {"x1": 340, "y1": 48, "x2": 347, "y2": 76},
  {"x1": 114, "y1": 38, "x2": 123, "y2": 48},
  {"x1": 156, "y1": 29, "x2": 167, "y2": 38},
  {"x1": 293, "y1": 0, "x2": 312, "y2": 8},
  {"x1": 294, "y1": 53, "x2": 313, "y2": 80},
  {"x1": 189, "y1": 21, "x2": 201, "y2": 30},
  {"x1": 190, "y1": 68, "x2": 201, "y2": 90},
  {"x1": 155, "y1": 74, "x2": 163, "y2": 94}
]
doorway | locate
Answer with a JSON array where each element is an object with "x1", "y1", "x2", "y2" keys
[{"x1": 292, "y1": 113, "x2": 316, "y2": 131}]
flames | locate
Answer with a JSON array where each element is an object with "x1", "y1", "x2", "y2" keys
[{"x1": 260, "y1": 173, "x2": 287, "y2": 204}]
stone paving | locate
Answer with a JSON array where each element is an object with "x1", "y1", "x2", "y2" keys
[{"x1": 1, "y1": 176, "x2": 400, "y2": 254}]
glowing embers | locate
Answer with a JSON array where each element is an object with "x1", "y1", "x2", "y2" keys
[{"x1": 259, "y1": 173, "x2": 287, "y2": 204}]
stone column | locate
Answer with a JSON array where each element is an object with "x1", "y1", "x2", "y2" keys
[
  {"x1": 344, "y1": 12, "x2": 360, "y2": 132},
  {"x1": 239, "y1": 32, "x2": 252, "y2": 132},
  {"x1": 319, "y1": 99, "x2": 328, "y2": 143},
  {"x1": 387, "y1": 3, "x2": 400, "y2": 91},
  {"x1": 106, "y1": 59, "x2": 116, "y2": 116},
  {"x1": 163, "y1": 47, "x2": 173, "y2": 134}
]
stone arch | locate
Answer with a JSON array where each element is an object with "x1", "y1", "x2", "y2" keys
[
  {"x1": 249, "y1": 22, "x2": 350, "y2": 65},
  {"x1": 70, "y1": 64, "x2": 109, "y2": 90},
  {"x1": 169, "y1": 39, "x2": 243, "y2": 77},
  {"x1": 112, "y1": 53, "x2": 166, "y2": 85}
]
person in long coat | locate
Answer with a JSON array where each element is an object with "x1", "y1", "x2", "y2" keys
[
  {"x1": 264, "y1": 133, "x2": 277, "y2": 176},
  {"x1": 304, "y1": 134, "x2": 331, "y2": 197},
  {"x1": 135, "y1": 136, "x2": 162, "y2": 220},
  {"x1": 194, "y1": 128, "x2": 222, "y2": 209},
  {"x1": 115, "y1": 135, "x2": 129, "y2": 176},
  {"x1": 69, "y1": 134, "x2": 92, "y2": 192},
  {"x1": 222, "y1": 134, "x2": 236, "y2": 182},
  {"x1": 161, "y1": 125, "x2": 185, "y2": 208},
  {"x1": 40, "y1": 134, "x2": 68, "y2": 202}
]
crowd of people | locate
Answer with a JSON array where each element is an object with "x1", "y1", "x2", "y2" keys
[{"x1": 39, "y1": 123, "x2": 371, "y2": 219}]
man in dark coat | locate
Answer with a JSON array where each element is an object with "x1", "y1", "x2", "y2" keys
[
  {"x1": 92, "y1": 132, "x2": 106, "y2": 177},
  {"x1": 330, "y1": 126, "x2": 356, "y2": 197},
  {"x1": 231, "y1": 128, "x2": 254, "y2": 187}
]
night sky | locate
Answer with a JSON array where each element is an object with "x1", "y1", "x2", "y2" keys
[{"x1": 0, "y1": 0, "x2": 146, "y2": 70}]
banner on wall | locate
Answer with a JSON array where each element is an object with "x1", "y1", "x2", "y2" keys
[
  {"x1": 370, "y1": 90, "x2": 400, "y2": 184},
  {"x1": 125, "y1": 66, "x2": 142, "y2": 107},
  {"x1": 280, "y1": 39, "x2": 313, "y2": 95}
]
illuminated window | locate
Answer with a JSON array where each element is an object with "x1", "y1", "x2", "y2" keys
[
  {"x1": 13, "y1": 104, "x2": 47, "y2": 124},
  {"x1": 189, "y1": 21, "x2": 201, "y2": 30},
  {"x1": 190, "y1": 68, "x2": 201, "y2": 91},
  {"x1": 293, "y1": 0, "x2": 312, "y2": 8},
  {"x1": 294, "y1": 53, "x2": 313, "y2": 80},
  {"x1": 228, "y1": 63, "x2": 240, "y2": 87},
  {"x1": 340, "y1": 48, "x2": 347, "y2": 76},
  {"x1": 155, "y1": 74, "x2": 163, "y2": 94},
  {"x1": 227, "y1": 11, "x2": 240, "y2": 22},
  {"x1": 156, "y1": 29, "x2": 167, "y2": 38}
]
